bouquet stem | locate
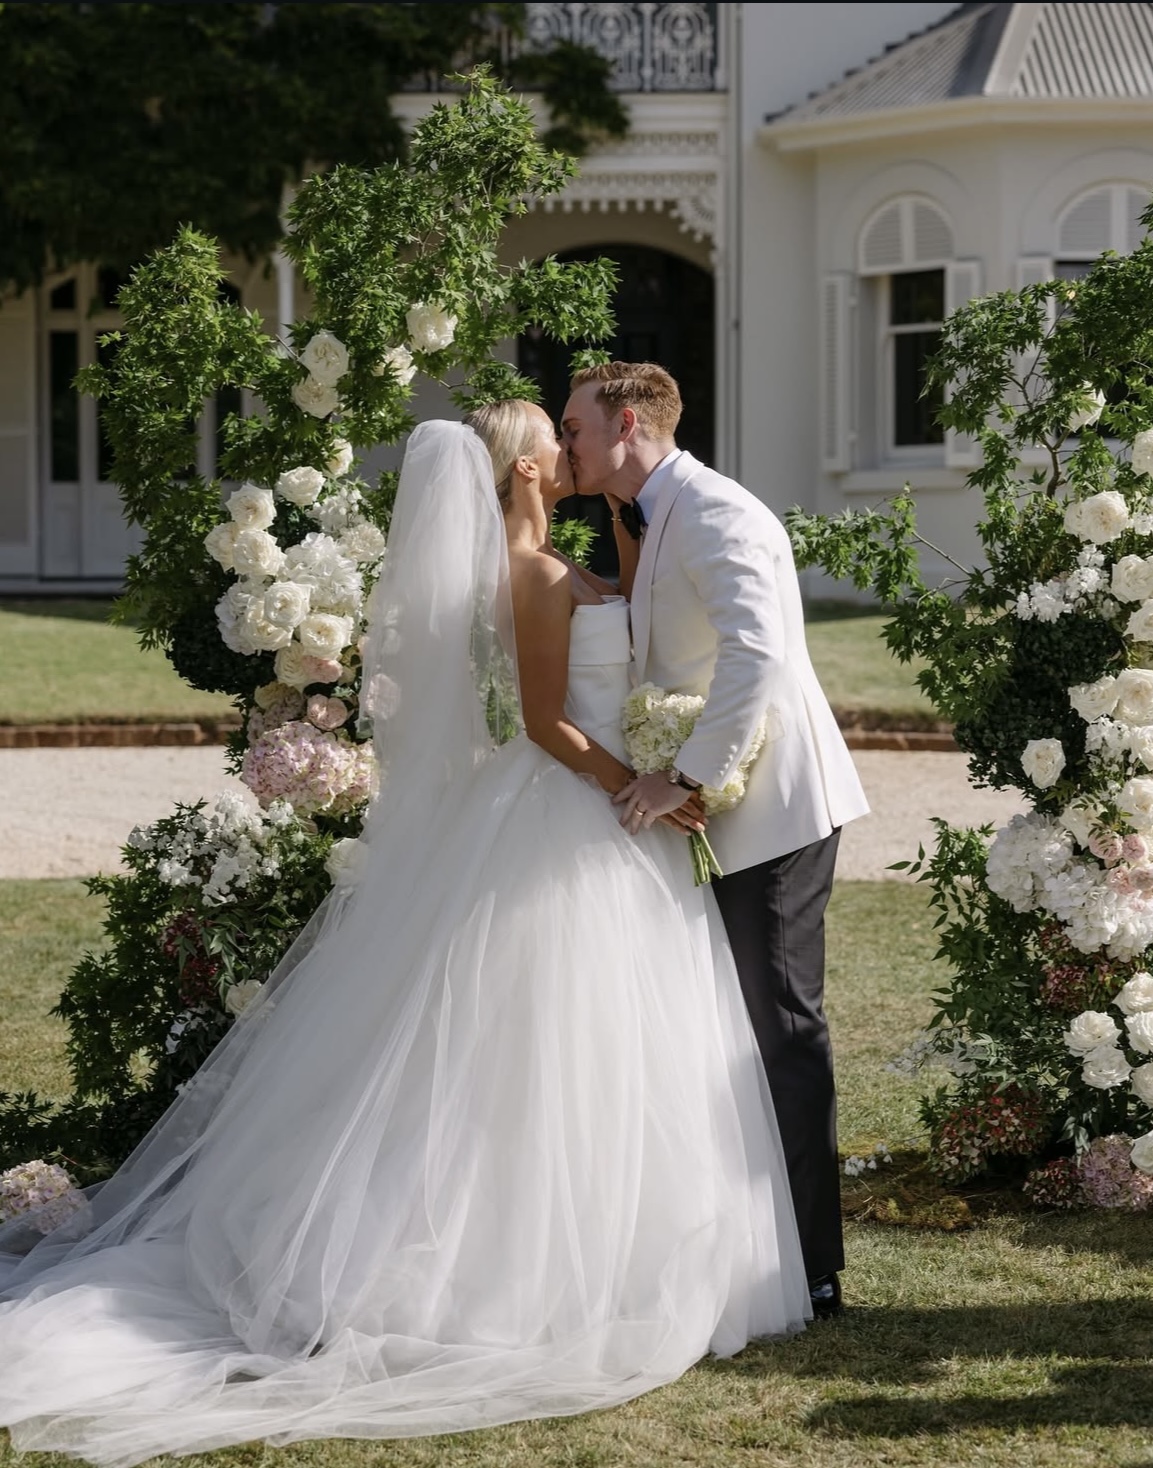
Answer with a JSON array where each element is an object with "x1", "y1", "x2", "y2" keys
[{"x1": 689, "y1": 831, "x2": 724, "y2": 886}]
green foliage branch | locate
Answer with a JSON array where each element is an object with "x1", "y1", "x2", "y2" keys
[{"x1": 789, "y1": 203, "x2": 1153, "y2": 1193}]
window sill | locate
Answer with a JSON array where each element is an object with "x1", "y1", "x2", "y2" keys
[{"x1": 837, "y1": 466, "x2": 970, "y2": 494}]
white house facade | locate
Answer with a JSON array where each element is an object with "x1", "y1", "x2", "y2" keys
[{"x1": 3, "y1": 1, "x2": 1153, "y2": 593}]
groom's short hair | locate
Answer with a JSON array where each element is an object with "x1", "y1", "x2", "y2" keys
[{"x1": 569, "y1": 361, "x2": 682, "y2": 439}]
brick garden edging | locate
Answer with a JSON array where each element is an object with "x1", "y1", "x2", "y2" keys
[{"x1": 0, "y1": 720, "x2": 958, "y2": 752}]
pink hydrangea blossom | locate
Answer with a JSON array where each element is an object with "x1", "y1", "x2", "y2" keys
[
  {"x1": 241, "y1": 721, "x2": 376, "y2": 815},
  {"x1": 0, "y1": 1160, "x2": 86, "y2": 1234},
  {"x1": 1078, "y1": 1134, "x2": 1153, "y2": 1209},
  {"x1": 306, "y1": 695, "x2": 349, "y2": 732}
]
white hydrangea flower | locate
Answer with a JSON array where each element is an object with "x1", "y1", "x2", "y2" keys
[
  {"x1": 1083, "y1": 718, "x2": 1131, "y2": 763},
  {"x1": 1129, "y1": 725, "x2": 1153, "y2": 770},
  {"x1": 204, "y1": 522, "x2": 239, "y2": 570},
  {"x1": 292, "y1": 375, "x2": 340, "y2": 418},
  {"x1": 1115, "y1": 971, "x2": 1153, "y2": 1016},
  {"x1": 1068, "y1": 386, "x2": 1106, "y2": 433},
  {"x1": 231, "y1": 528, "x2": 286, "y2": 580},
  {"x1": 276, "y1": 465, "x2": 325, "y2": 507},
  {"x1": 1014, "y1": 580, "x2": 1069, "y2": 622},
  {"x1": 299, "y1": 330, "x2": 349, "y2": 387},
  {"x1": 406, "y1": 301, "x2": 457, "y2": 353},
  {"x1": 339, "y1": 522, "x2": 388, "y2": 563},
  {"x1": 1113, "y1": 669, "x2": 1153, "y2": 726},
  {"x1": 1112, "y1": 554, "x2": 1153, "y2": 603},
  {"x1": 311, "y1": 485, "x2": 363, "y2": 537},
  {"x1": 372, "y1": 345, "x2": 416, "y2": 385},
  {"x1": 1082, "y1": 1043, "x2": 1132, "y2": 1089},
  {"x1": 1021, "y1": 737, "x2": 1066, "y2": 789},
  {"x1": 1131, "y1": 429, "x2": 1153, "y2": 477},
  {"x1": 1064, "y1": 1010, "x2": 1121, "y2": 1054},
  {"x1": 226, "y1": 482, "x2": 276, "y2": 531},
  {"x1": 985, "y1": 812, "x2": 1074, "y2": 911},
  {"x1": 326, "y1": 438, "x2": 354, "y2": 477}
]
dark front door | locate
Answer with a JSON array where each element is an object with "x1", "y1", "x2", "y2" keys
[{"x1": 518, "y1": 244, "x2": 715, "y2": 577}]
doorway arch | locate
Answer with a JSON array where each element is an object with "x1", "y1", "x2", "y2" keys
[{"x1": 518, "y1": 243, "x2": 715, "y2": 576}]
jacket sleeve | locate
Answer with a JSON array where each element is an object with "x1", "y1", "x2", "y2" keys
[{"x1": 671, "y1": 489, "x2": 785, "y2": 791}]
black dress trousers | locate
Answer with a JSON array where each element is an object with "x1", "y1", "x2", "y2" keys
[{"x1": 711, "y1": 828, "x2": 843, "y2": 1283}]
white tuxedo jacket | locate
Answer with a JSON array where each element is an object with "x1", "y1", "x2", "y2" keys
[{"x1": 630, "y1": 452, "x2": 869, "y2": 875}]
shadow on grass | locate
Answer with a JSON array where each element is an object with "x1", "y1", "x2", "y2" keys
[
  {"x1": 709, "y1": 1295, "x2": 1153, "y2": 1433},
  {"x1": 804, "y1": 599, "x2": 886, "y2": 623}
]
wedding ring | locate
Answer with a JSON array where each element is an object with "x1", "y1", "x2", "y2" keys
[{"x1": 636, "y1": 806, "x2": 648, "y2": 816}]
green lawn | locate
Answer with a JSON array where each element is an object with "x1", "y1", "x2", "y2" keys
[
  {"x1": 0, "y1": 600, "x2": 235, "y2": 725},
  {"x1": 1, "y1": 597, "x2": 933, "y2": 728},
  {"x1": 805, "y1": 601, "x2": 939, "y2": 729},
  {"x1": 2, "y1": 878, "x2": 1150, "y2": 1468}
]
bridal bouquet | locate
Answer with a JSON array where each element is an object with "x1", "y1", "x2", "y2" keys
[{"x1": 622, "y1": 683, "x2": 769, "y2": 884}]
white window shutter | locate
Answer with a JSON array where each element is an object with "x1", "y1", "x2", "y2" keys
[
  {"x1": 943, "y1": 260, "x2": 983, "y2": 468},
  {"x1": 0, "y1": 291, "x2": 38, "y2": 575},
  {"x1": 819, "y1": 273, "x2": 852, "y2": 473}
]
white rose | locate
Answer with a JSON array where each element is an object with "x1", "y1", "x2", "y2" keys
[
  {"x1": 1129, "y1": 725, "x2": 1153, "y2": 770},
  {"x1": 372, "y1": 344, "x2": 416, "y2": 385},
  {"x1": 1113, "y1": 668, "x2": 1153, "y2": 725},
  {"x1": 1132, "y1": 430, "x2": 1153, "y2": 478},
  {"x1": 297, "y1": 612, "x2": 354, "y2": 660},
  {"x1": 239, "y1": 603, "x2": 293, "y2": 652},
  {"x1": 1068, "y1": 385, "x2": 1106, "y2": 432},
  {"x1": 1064, "y1": 1010, "x2": 1121, "y2": 1054},
  {"x1": 225, "y1": 978, "x2": 264, "y2": 1018},
  {"x1": 216, "y1": 583, "x2": 260, "y2": 654},
  {"x1": 1112, "y1": 555, "x2": 1153, "y2": 603},
  {"x1": 273, "y1": 642, "x2": 311, "y2": 689},
  {"x1": 1081, "y1": 1043, "x2": 1133, "y2": 1089},
  {"x1": 326, "y1": 438, "x2": 354, "y2": 477},
  {"x1": 292, "y1": 376, "x2": 340, "y2": 419},
  {"x1": 299, "y1": 330, "x2": 349, "y2": 387},
  {"x1": 406, "y1": 301, "x2": 457, "y2": 353},
  {"x1": 262, "y1": 581, "x2": 312, "y2": 630},
  {"x1": 1069, "y1": 676, "x2": 1119, "y2": 722},
  {"x1": 1126, "y1": 1012, "x2": 1153, "y2": 1054},
  {"x1": 1115, "y1": 971, "x2": 1153, "y2": 1016},
  {"x1": 231, "y1": 528, "x2": 286, "y2": 580},
  {"x1": 226, "y1": 482, "x2": 276, "y2": 531},
  {"x1": 324, "y1": 836, "x2": 366, "y2": 886},
  {"x1": 1119, "y1": 775, "x2": 1153, "y2": 829},
  {"x1": 1132, "y1": 1130, "x2": 1153, "y2": 1173},
  {"x1": 1021, "y1": 737, "x2": 1065, "y2": 789},
  {"x1": 1127, "y1": 601, "x2": 1153, "y2": 644},
  {"x1": 1064, "y1": 490, "x2": 1130, "y2": 545},
  {"x1": 276, "y1": 465, "x2": 325, "y2": 508},
  {"x1": 1131, "y1": 1062, "x2": 1153, "y2": 1106},
  {"x1": 204, "y1": 522, "x2": 239, "y2": 570},
  {"x1": 253, "y1": 679, "x2": 297, "y2": 711},
  {"x1": 1059, "y1": 801, "x2": 1098, "y2": 847}
]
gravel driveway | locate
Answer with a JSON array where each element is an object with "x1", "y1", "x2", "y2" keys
[{"x1": 0, "y1": 747, "x2": 1027, "y2": 882}]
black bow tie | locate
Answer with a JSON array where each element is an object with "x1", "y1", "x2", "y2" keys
[{"x1": 618, "y1": 500, "x2": 646, "y2": 540}]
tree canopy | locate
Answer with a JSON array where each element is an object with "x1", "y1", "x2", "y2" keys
[{"x1": 0, "y1": 2, "x2": 628, "y2": 294}]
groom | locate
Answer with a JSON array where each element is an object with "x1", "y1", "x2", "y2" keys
[{"x1": 562, "y1": 362, "x2": 869, "y2": 1319}]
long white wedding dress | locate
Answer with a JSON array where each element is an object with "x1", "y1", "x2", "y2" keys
[{"x1": 0, "y1": 423, "x2": 808, "y2": 1467}]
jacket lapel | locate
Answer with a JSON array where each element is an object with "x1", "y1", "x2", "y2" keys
[{"x1": 630, "y1": 452, "x2": 699, "y2": 678}]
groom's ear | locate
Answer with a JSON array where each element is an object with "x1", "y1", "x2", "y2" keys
[{"x1": 619, "y1": 407, "x2": 638, "y2": 441}]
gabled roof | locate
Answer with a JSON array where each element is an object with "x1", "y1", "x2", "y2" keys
[{"x1": 770, "y1": 2, "x2": 1153, "y2": 127}]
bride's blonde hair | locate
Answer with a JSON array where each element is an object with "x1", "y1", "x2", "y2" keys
[{"x1": 465, "y1": 400, "x2": 540, "y2": 507}]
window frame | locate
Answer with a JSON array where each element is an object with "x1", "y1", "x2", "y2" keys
[{"x1": 876, "y1": 268, "x2": 947, "y2": 465}]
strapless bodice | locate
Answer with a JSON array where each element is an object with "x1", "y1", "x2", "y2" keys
[{"x1": 564, "y1": 596, "x2": 631, "y2": 763}]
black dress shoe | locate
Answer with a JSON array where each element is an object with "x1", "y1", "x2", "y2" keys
[{"x1": 808, "y1": 1273, "x2": 843, "y2": 1319}]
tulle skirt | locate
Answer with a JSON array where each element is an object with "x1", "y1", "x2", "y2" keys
[{"x1": 0, "y1": 736, "x2": 808, "y2": 1466}]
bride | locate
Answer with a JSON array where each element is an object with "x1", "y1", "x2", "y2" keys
[{"x1": 0, "y1": 409, "x2": 809, "y2": 1467}]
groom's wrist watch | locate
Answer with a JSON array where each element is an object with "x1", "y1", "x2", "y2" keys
[{"x1": 668, "y1": 768, "x2": 700, "y2": 791}]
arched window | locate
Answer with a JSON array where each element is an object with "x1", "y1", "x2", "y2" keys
[
  {"x1": 1056, "y1": 183, "x2": 1149, "y2": 266},
  {"x1": 820, "y1": 197, "x2": 979, "y2": 471}
]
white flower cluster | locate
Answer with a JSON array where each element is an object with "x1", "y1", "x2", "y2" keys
[
  {"x1": 621, "y1": 683, "x2": 769, "y2": 814},
  {"x1": 0, "y1": 1160, "x2": 87, "y2": 1234},
  {"x1": 205, "y1": 440, "x2": 386, "y2": 683},
  {"x1": 1014, "y1": 545, "x2": 1112, "y2": 622},
  {"x1": 127, "y1": 790, "x2": 297, "y2": 907},
  {"x1": 1063, "y1": 975, "x2": 1153, "y2": 1172},
  {"x1": 843, "y1": 1143, "x2": 891, "y2": 1178}
]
